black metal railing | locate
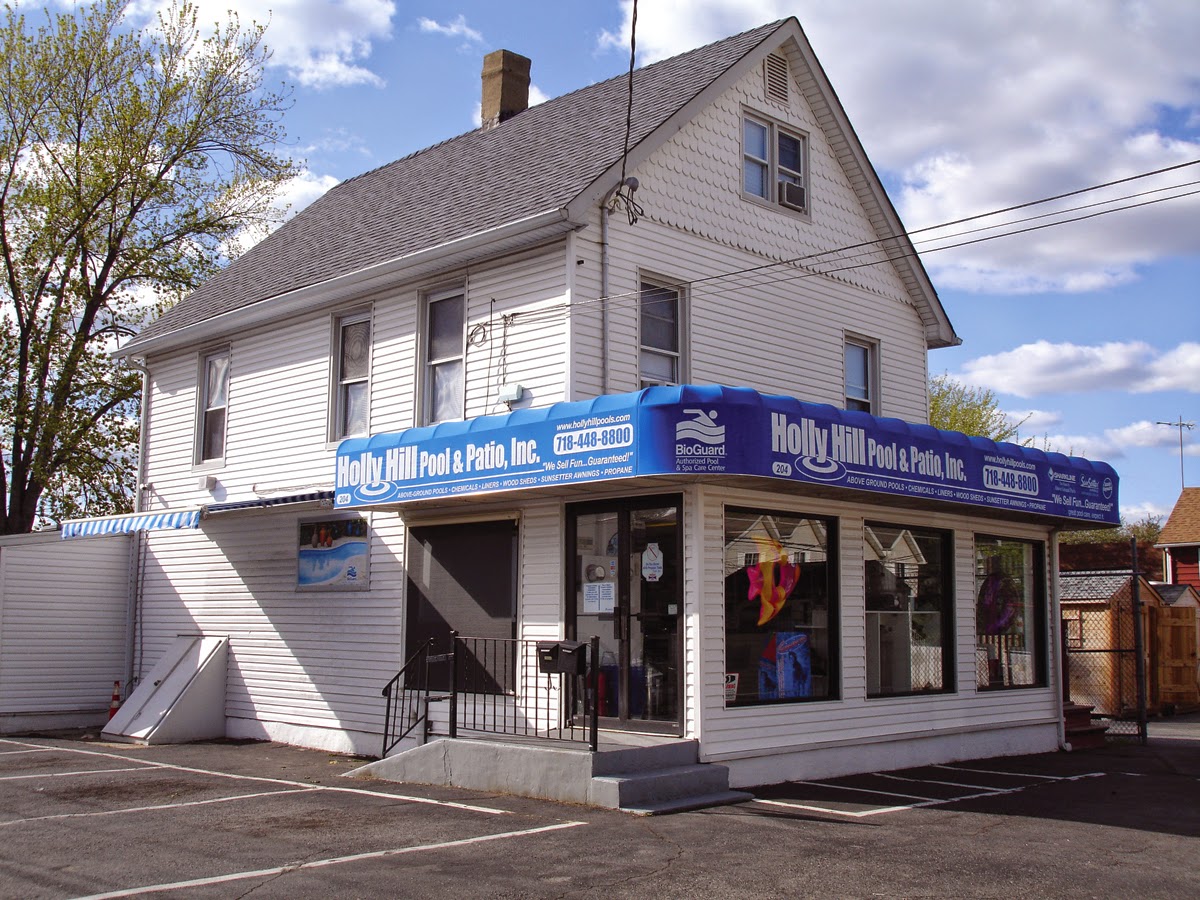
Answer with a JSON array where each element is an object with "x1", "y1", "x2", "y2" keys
[
  {"x1": 380, "y1": 632, "x2": 600, "y2": 756},
  {"x1": 381, "y1": 639, "x2": 448, "y2": 757},
  {"x1": 446, "y1": 632, "x2": 599, "y2": 751}
]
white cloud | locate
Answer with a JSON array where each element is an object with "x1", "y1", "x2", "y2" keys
[
  {"x1": 958, "y1": 341, "x2": 1200, "y2": 398},
  {"x1": 1121, "y1": 500, "x2": 1172, "y2": 522},
  {"x1": 1004, "y1": 408, "x2": 1061, "y2": 433},
  {"x1": 598, "y1": 1, "x2": 1200, "y2": 293},
  {"x1": 128, "y1": 0, "x2": 396, "y2": 89},
  {"x1": 1039, "y1": 419, "x2": 1196, "y2": 461},
  {"x1": 418, "y1": 14, "x2": 484, "y2": 45}
]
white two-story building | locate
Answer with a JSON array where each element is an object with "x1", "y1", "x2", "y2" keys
[{"x1": 65, "y1": 18, "x2": 1118, "y2": 792}]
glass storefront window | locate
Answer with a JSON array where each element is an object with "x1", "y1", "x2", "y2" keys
[
  {"x1": 724, "y1": 507, "x2": 836, "y2": 705},
  {"x1": 865, "y1": 523, "x2": 954, "y2": 697},
  {"x1": 975, "y1": 536, "x2": 1046, "y2": 689}
]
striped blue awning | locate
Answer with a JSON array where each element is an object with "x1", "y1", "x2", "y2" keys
[
  {"x1": 61, "y1": 508, "x2": 202, "y2": 540},
  {"x1": 205, "y1": 491, "x2": 333, "y2": 514}
]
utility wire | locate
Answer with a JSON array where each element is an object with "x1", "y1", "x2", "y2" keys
[{"x1": 503, "y1": 167, "x2": 1200, "y2": 331}]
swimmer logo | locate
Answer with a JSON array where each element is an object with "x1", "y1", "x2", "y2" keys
[{"x1": 675, "y1": 408, "x2": 727, "y2": 465}]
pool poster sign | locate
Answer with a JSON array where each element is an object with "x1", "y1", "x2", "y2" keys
[{"x1": 298, "y1": 517, "x2": 369, "y2": 590}]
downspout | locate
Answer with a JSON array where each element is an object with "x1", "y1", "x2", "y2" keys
[
  {"x1": 1050, "y1": 526, "x2": 1070, "y2": 751},
  {"x1": 122, "y1": 357, "x2": 152, "y2": 695}
]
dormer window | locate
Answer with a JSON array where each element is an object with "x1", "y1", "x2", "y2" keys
[{"x1": 742, "y1": 112, "x2": 808, "y2": 214}]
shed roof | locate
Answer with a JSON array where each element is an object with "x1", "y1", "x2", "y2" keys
[
  {"x1": 121, "y1": 18, "x2": 955, "y2": 357},
  {"x1": 1158, "y1": 487, "x2": 1200, "y2": 546}
]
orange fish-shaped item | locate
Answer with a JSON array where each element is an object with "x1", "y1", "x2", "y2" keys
[{"x1": 746, "y1": 537, "x2": 801, "y2": 625}]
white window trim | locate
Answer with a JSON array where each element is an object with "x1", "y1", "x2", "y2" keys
[
  {"x1": 194, "y1": 346, "x2": 230, "y2": 468},
  {"x1": 423, "y1": 285, "x2": 467, "y2": 425},
  {"x1": 638, "y1": 275, "x2": 687, "y2": 388},
  {"x1": 329, "y1": 308, "x2": 373, "y2": 443},
  {"x1": 844, "y1": 334, "x2": 879, "y2": 415},
  {"x1": 740, "y1": 108, "x2": 810, "y2": 217}
]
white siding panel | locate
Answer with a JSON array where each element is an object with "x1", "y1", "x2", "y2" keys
[
  {"x1": 570, "y1": 57, "x2": 930, "y2": 421},
  {"x1": 696, "y1": 485, "x2": 1057, "y2": 762},
  {"x1": 137, "y1": 508, "x2": 405, "y2": 737},
  {"x1": 0, "y1": 534, "x2": 130, "y2": 713},
  {"x1": 464, "y1": 248, "x2": 570, "y2": 419}
]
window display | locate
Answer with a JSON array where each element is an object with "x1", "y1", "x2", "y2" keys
[
  {"x1": 724, "y1": 507, "x2": 836, "y2": 705},
  {"x1": 864, "y1": 522, "x2": 954, "y2": 697},
  {"x1": 975, "y1": 536, "x2": 1046, "y2": 689}
]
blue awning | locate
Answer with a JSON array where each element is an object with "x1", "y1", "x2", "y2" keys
[
  {"x1": 61, "y1": 508, "x2": 202, "y2": 540},
  {"x1": 334, "y1": 385, "x2": 1120, "y2": 526}
]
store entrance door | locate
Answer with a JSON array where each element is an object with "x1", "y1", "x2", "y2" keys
[{"x1": 568, "y1": 496, "x2": 682, "y2": 733}]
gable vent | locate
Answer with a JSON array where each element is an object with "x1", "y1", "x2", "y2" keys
[{"x1": 764, "y1": 53, "x2": 790, "y2": 104}]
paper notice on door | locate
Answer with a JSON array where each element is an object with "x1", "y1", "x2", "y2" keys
[{"x1": 583, "y1": 581, "x2": 616, "y2": 613}]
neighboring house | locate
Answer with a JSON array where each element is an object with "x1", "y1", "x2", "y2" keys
[
  {"x1": 1158, "y1": 487, "x2": 1200, "y2": 591},
  {"x1": 63, "y1": 19, "x2": 1121, "y2": 787}
]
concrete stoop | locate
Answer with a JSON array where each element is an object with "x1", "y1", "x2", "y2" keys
[{"x1": 348, "y1": 736, "x2": 752, "y2": 815}]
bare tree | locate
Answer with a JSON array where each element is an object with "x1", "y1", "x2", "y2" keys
[{"x1": 0, "y1": 1, "x2": 298, "y2": 532}]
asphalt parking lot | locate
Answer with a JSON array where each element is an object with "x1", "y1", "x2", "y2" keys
[{"x1": 1, "y1": 721, "x2": 1198, "y2": 899}]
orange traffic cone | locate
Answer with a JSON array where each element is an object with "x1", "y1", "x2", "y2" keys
[{"x1": 108, "y1": 681, "x2": 121, "y2": 720}]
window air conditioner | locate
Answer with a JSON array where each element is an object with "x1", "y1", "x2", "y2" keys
[{"x1": 779, "y1": 181, "x2": 806, "y2": 211}]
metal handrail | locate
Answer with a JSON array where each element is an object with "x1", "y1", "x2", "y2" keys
[{"x1": 380, "y1": 638, "x2": 436, "y2": 757}]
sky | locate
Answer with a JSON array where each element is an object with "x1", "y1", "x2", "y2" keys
[{"x1": 115, "y1": 0, "x2": 1200, "y2": 522}]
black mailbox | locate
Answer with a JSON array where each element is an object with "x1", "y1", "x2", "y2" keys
[{"x1": 537, "y1": 640, "x2": 587, "y2": 675}]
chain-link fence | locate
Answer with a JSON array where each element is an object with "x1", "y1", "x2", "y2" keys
[{"x1": 1061, "y1": 571, "x2": 1146, "y2": 739}]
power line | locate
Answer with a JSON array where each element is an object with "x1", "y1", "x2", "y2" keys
[{"x1": 496, "y1": 158, "x2": 1200, "y2": 334}]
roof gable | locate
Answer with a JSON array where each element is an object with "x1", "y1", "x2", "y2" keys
[
  {"x1": 124, "y1": 18, "x2": 955, "y2": 356},
  {"x1": 1159, "y1": 487, "x2": 1200, "y2": 546}
]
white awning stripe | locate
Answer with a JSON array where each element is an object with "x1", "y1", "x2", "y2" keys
[{"x1": 61, "y1": 509, "x2": 202, "y2": 540}]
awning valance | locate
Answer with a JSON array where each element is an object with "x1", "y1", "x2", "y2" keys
[
  {"x1": 61, "y1": 508, "x2": 202, "y2": 540},
  {"x1": 205, "y1": 490, "x2": 333, "y2": 514},
  {"x1": 334, "y1": 384, "x2": 1120, "y2": 526}
]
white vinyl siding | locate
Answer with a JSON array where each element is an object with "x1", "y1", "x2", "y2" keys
[
  {"x1": 0, "y1": 533, "x2": 130, "y2": 716},
  {"x1": 572, "y1": 62, "x2": 929, "y2": 420},
  {"x1": 136, "y1": 509, "x2": 403, "y2": 752},
  {"x1": 695, "y1": 485, "x2": 1057, "y2": 768}
]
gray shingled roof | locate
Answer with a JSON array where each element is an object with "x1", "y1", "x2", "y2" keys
[
  {"x1": 132, "y1": 21, "x2": 785, "y2": 346},
  {"x1": 1059, "y1": 570, "x2": 1134, "y2": 602}
]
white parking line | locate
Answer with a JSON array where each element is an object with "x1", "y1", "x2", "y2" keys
[
  {"x1": 0, "y1": 787, "x2": 322, "y2": 828},
  {"x1": 791, "y1": 779, "x2": 940, "y2": 802},
  {"x1": 0, "y1": 767, "x2": 154, "y2": 782},
  {"x1": 877, "y1": 772, "x2": 1020, "y2": 792},
  {"x1": 752, "y1": 770, "x2": 1106, "y2": 819},
  {"x1": 0, "y1": 738, "x2": 509, "y2": 816},
  {"x1": 0, "y1": 748, "x2": 54, "y2": 757},
  {"x1": 70, "y1": 820, "x2": 588, "y2": 900},
  {"x1": 935, "y1": 764, "x2": 1064, "y2": 780}
]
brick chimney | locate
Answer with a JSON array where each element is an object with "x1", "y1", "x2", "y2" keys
[{"x1": 481, "y1": 49, "x2": 531, "y2": 130}]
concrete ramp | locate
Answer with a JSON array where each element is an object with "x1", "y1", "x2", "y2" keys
[{"x1": 103, "y1": 635, "x2": 228, "y2": 744}]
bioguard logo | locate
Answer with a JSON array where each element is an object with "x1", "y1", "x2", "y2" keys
[{"x1": 675, "y1": 408, "x2": 726, "y2": 457}]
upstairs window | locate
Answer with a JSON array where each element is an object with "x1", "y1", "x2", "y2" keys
[
  {"x1": 333, "y1": 312, "x2": 371, "y2": 440},
  {"x1": 197, "y1": 348, "x2": 230, "y2": 463},
  {"x1": 743, "y1": 113, "x2": 807, "y2": 214},
  {"x1": 639, "y1": 280, "x2": 683, "y2": 387},
  {"x1": 845, "y1": 337, "x2": 876, "y2": 414},
  {"x1": 426, "y1": 288, "x2": 465, "y2": 423}
]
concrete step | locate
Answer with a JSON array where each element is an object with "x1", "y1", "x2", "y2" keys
[
  {"x1": 622, "y1": 789, "x2": 754, "y2": 817},
  {"x1": 590, "y1": 762, "x2": 735, "y2": 809},
  {"x1": 589, "y1": 739, "x2": 699, "y2": 776}
]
